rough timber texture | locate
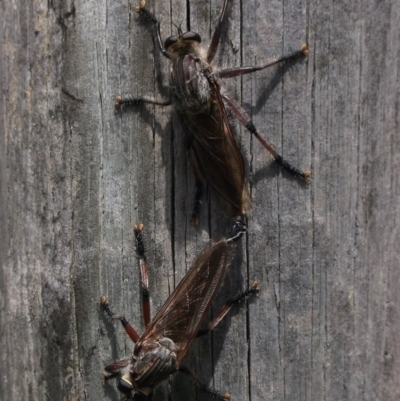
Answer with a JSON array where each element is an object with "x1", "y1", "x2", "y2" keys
[{"x1": 1, "y1": 0, "x2": 399, "y2": 400}]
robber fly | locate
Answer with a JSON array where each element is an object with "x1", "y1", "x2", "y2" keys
[
  {"x1": 100, "y1": 223, "x2": 258, "y2": 400},
  {"x1": 116, "y1": 0, "x2": 310, "y2": 224}
]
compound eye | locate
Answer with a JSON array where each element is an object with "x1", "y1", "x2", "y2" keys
[
  {"x1": 182, "y1": 31, "x2": 201, "y2": 43},
  {"x1": 164, "y1": 35, "x2": 179, "y2": 49},
  {"x1": 117, "y1": 378, "x2": 133, "y2": 394}
]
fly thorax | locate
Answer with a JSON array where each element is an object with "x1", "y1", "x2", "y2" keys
[
  {"x1": 130, "y1": 337, "x2": 178, "y2": 388},
  {"x1": 170, "y1": 55, "x2": 211, "y2": 114}
]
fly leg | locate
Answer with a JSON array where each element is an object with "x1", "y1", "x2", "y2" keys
[
  {"x1": 178, "y1": 366, "x2": 231, "y2": 401},
  {"x1": 134, "y1": 0, "x2": 171, "y2": 60},
  {"x1": 115, "y1": 96, "x2": 171, "y2": 109},
  {"x1": 99, "y1": 224, "x2": 151, "y2": 339},
  {"x1": 227, "y1": 219, "x2": 247, "y2": 242},
  {"x1": 102, "y1": 358, "x2": 131, "y2": 381},
  {"x1": 222, "y1": 94, "x2": 311, "y2": 182},
  {"x1": 99, "y1": 290, "x2": 138, "y2": 380},
  {"x1": 116, "y1": 1, "x2": 172, "y2": 109},
  {"x1": 99, "y1": 296, "x2": 140, "y2": 343},
  {"x1": 187, "y1": 151, "x2": 203, "y2": 226},
  {"x1": 180, "y1": 250, "x2": 257, "y2": 400},
  {"x1": 207, "y1": 0, "x2": 233, "y2": 63},
  {"x1": 216, "y1": 44, "x2": 309, "y2": 78},
  {"x1": 180, "y1": 278, "x2": 257, "y2": 399},
  {"x1": 133, "y1": 223, "x2": 152, "y2": 328},
  {"x1": 196, "y1": 281, "x2": 259, "y2": 338}
]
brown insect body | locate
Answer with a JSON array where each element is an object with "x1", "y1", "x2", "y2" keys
[
  {"x1": 100, "y1": 224, "x2": 257, "y2": 400},
  {"x1": 127, "y1": 239, "x2": 234, "y2": 391},
  {"x1": 116, "y1": 0, "x2": 310, "y2": 224}
]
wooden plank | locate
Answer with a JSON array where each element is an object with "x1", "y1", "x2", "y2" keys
[{"x1": 0, "y1": 0, "x2": 399, "y2": 400}]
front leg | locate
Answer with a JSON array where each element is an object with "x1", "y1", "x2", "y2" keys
[
  {"x1": 99, "y1": 296, "x2": 141, "y2": 343},
  {"x1": 134, "y1": 0, "x2": 171, "y2": 60},
  {"x1": 133, "y1": 223, "x2": 152, "y2": 328},
  {"x1": 115, "y1": 96, "x2": 171, "y2": 109},
  {"x1": 207, "y1": 0, "x2": 234, "y2": 63},
  {"x1": 103, "y1": 358, "x2": 131, "y2": 381},
  {"x1": 116, "y1": 1, "x2": 171, "y2": 110}
]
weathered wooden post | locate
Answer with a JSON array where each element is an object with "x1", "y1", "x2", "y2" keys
[{"x1": 1, "y1": 1, "x2": 399, "y2": 400}]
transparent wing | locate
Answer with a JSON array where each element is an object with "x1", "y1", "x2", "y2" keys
[
  {"x1": 179, "y1": 86, "x2": 250, "y2": 217},
  {"x1": 136, "y1": 239, "x2": 236, "y2": 363}
]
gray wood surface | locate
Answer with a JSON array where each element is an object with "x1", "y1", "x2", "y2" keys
[{"x1": 1, "y1": 0, "x2": 399, "y2": 400}]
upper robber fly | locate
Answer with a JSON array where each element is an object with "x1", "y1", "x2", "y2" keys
[
  {"x1": 116, "y1": 0, "x2": 311, "y2": 224},
  {"x1": 100, "y1": 222, "x2": 259, "y2": 400}
]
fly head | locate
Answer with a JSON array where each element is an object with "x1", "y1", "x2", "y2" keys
[{"x1": 164, "y1": 30, "x2": 202, "y2": 58}]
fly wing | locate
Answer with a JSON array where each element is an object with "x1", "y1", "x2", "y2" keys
[
  {"x1": 179, "y1": 87, "x2": 251, "y2": 217},
  {"x1": 136, "y1": 239, "x2": 236, "y2": 363}
]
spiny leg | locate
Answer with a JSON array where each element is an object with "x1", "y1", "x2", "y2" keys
[
  {"x1": 222, "y1": 94, "x2": 311, "y2": 182},
  {"x1": 102, "y1": 358, "x2": 131, "y2": 381},
  {"x1": 115, "y1": 1, "x2": 172, "y2": 109},
  {"x1": 207, "y1": 0, "x2": 233, "y2": 63},
  {"x1": 196, "y1": 281, "x2": 259, "y2": 338},
  {"x1": 115, "y1": 96, "x2": 171, "y2": 109},
  {"x1": 187, "y1": 151, "x2": 203, "y2": 226},
  {"x1": 217, "y1": 44, "x2": 309, "y2": 78},
  {"x1": 133, "y1": 223, "x2": 151, "y2": 328},
  {"x1": 99, "y1": 296, "x2": 140, "y2": 343},
  {"x1": 178, "y1": 366, "x2": 231, "y2": 401},
  {"x1": 134, "y1": 0, "x2": 171, "y2": 60}
]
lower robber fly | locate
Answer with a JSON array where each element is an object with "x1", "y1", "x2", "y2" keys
[
  {"x1": 116, "y1": 0, "x2": 311, "y2": 225},
  {"x1": 100, "y1": 223, "x2": 259, "y2": 400}
]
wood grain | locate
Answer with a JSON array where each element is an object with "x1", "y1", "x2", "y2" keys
[{"x1": 1, "y1": 0, "x2": 399, "y2": 400}]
